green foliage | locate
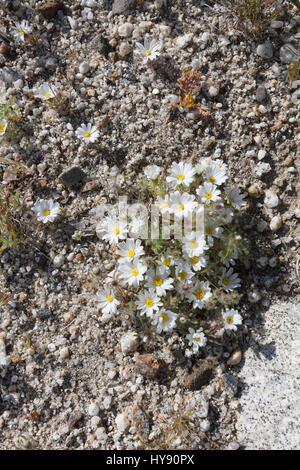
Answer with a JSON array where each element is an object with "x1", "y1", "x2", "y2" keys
[
  {"x1": 222, "y1": 0, "x2": 281, "y2": 35},
  {"x1": 0, "y1": 186, "x2": 23, "y2": 254}
]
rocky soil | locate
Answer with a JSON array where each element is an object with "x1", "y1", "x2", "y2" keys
[{"x1": 0, "y1": 0, "x2": 299, "y2": 450}]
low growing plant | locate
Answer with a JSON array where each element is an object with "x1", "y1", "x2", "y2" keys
[{"x1": 96, "y1": 159, "x2": 249, "y2": 357}]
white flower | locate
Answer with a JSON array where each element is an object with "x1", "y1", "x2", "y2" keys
[
  {"x1": 117, "y1": 238, "x2": 145, "y2": 262},
  {"x1": 96, "y1": 288, "x2": 120, "y2": 315},
  {"x1": 222, "y1": 308, "x2": 242, "y2": 331},
  {"x1": 101, "y1": 217, "x2": 128, "y2": 245},
  {"x1": 204, "y1": 164, "x2": 227, "y2": 186},
  {"x1": 144, "y1": 165, "x2": 161, "y2": 180},
  {"x1": 134, "y1": 38, "x2": 161, "y2": 64},
  {"x1": 76, "y1": 123, "x2": 99, "y2": 143},
  {"x1": 182, "y1": 231, "x2": 208, "y2": 257},
  {"x1": 169, "y1": 191, "x2": 198, "y2": 217},
  {"x1": 174, "y1": 260, "x2": 195, "y2": 283},
  {"x1": 152, "y1": 309, "x2": 178, "y2": 334},
  {"x1": 146, "y1": 267, "x2": 174, "y2": 296},
  {"x1": 204, "y1": 219, "x2": 223, "y2": 246},
  {"x1": 156, "y1": 194, "x2": 171, "y2": 214},
  {"x1": 136, "y1": 289, "x2": 162, "y2": 317},
  {"x1": 219, "y1": 267, "x2": 241, "y2": 291},
  {"x1": 225, "y1": 187, "x2": 247, "y2": 209},
  {"x1": 186, "y1": 281, "x2": 212, "y2": 309},
  {"x1": 12, "y1": 20, "x2": 32, "y2": 42},
  {"x1": 35, "y1": 83, "x2": 55, "y2": 100},
  {"x1": 157, "y1": 250, "x2": 174, "y2": 270},
  {"x1": 0, "y1": 118, "x2": 8, "y2": 136},
  {"x1": 118, "y1": 260, "x2": 147, "y2": 287},
  {"x1": 196, "y1": 182, "x2": 221, "y2": 204},
  {"x1": 218, "y1": 207, "x2": 234, "y2": 224},
  {"x1": 31, "y1": 199, "x2": 61, "y2": 223},
  {"x1": 166, "y1": 161, "x2": 196, "y2": 188},
  {"x1": 214, "y1": 159, "x2": 228, "y2": 172},
  {"x1": 129, "y1": 216, "x2": 148, "y2": 238},
  {"x1": 186, "y1": 327, "x2": 207, "y2": 353},
  {"x1": 186, "y1": 254, "x2": 208, "y2": 271}
]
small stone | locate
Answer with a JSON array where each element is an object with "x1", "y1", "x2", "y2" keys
[
  {"x1": 115, "y1": 412, "x2": 130, "y2": 433},
  {"x1": 248, "y1": 184, "x2": 260, "y2": 197},
  {"x1": 269, "y1": 256, "x2": 277, "y2": 268},
  {"x1": 59, "y1": 347, "x2": 69, "y2": 359},
  {"x1": 228, "y1": 441, "x2": 240, "y2": 450},
  {"x1": 88, "y1": 403, "x2": 99, "y2": 417},
  {"x1": 119, "y1": 42, "x2": 132, "y2": 57},
  {"x1": 227, "y1": 348, "x2": 242, "y2": 366},
  {"x1": 103, "y1": 396, "x2": 112, "y2": 410},
  {"x1": 53, "y1": 254, "x2": 65, "y2": 268},
  {"x1": 257, "y1": 149, "x2": 266, "y2": 160},
  {"x1": 118, "y1": 23, "x2": 133, "y2": 38},
  {"x1": 112, "y1": 0, "x2": 136, "y2": 15},
  {"x1": 280, "y1": 44, "x2": 299, "y2": 64},
  {"x1": 135, "y1": 354, "x2": 167, "y2": 379},
  {"x1": 60, "y1": 166, "x2": 86, "y2": 187},
  {"x1": 184, "y1": 361, "x2": 213, "y2": 390},
  {"x1": 256, "y1": 86, "x2": 267, "y2": 103},
  {"x1": 255, "y1": 162, "x2": 271, "y2": 177},
  {"x1": 200, "y1": 419, "x2": 210, "y2": 432},
  {"x1": 79, "y1": 62, "x2": 90, "y2": 74},
  {"x1": 0, "y1": 44, "x2": 9, "y2": 55},
  {"x1": 270, "y1": 214, "x2": 282, "y2": 232},
  {"x1": 176, "y1": 33, "x2": 193, "y2": 49},
  {"x1": 283, "y1": 157, "x2": 293, "y2": 167},
  {"x1": 37, "y1": 2, "x2": 67, "y2": 19},
  {"x1": 248, "y1": 284, "x2": 262, "y2": 301},
  {"x1": 270, "y1": 20, "x2": 283, "y2": 29},
  {"x1": 264, "y1": 189, "x2": 279, "y2": 208},
  {"x1": 120, "y1": 331, "x2": 139, "y2": 354},
  {"x1": 256, "y1": 40, "x2": 273, "y2": 59}
]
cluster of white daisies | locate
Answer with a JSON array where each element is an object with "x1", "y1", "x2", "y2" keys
[{"x1": 97, "y1": 159, "x2": 246, "y2": 357}]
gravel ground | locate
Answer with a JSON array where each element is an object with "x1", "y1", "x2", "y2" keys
[{"x1": 0, "y1": 0, "x2": 299, "y2": 450}]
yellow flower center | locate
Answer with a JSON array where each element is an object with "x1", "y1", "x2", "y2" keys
[
  {"x1": 226, "y1": 316, "x2": 233, "y2": 324},
  {"x1": 154, "y1": 276, "x2": 163, "y2": 286},
  {"x1": 145, "y1": 49, "x2": 151, "y2": 56},
  {"x1": 205, "y1": 226, "x2": 213, "y2": 235},
  {"x1": 195, "y1": 289, "x2": 204, "y2": 299},
  {"x1": 177, "y1": 203, "x2": 185, "y2": 212},
  {"x1": 229, "y1": 197, "x2": 234, "y2": 203},
  {"x1": 163, "y1": 258, "x2": 170, "y2": 267},
  {"x1": 209, "y1": 176, "x2": 215, "y2": 183},
  {"x1": 189, "y1": 240, "x2": 198, "y2": 249},
  {"x1": 223, "y1": 277, "x2": 230, "y2": 286},
  {"x1": 161, "y1": 201, "x2": 168, "y2": 208},
  {"x1": 222, "y1": 213, "x2": 228, "y2": 219},
  {"x1": 0, "y1": 124, "x2": 5, "y2": 133},
  {"x1": 205, "y1": 192, "x2": 212, "y2": 200},
  {"x1": 178, "y1": 271, "x2": 186, "y2": 280},
  {"x1": 161, "y1": 313, "x2": 168, "y2": 323},
  {"x1": 127, "y1": 249, "x2": 135, "y2": 258},
  {"x1": 44, "y1": 92, "x2": 51, "y2": 99},
  {"x1": 18, "y1": 29, "x2": 24, "y2": 35},
  {"x1": 42, "y1": 209, "x2": 50, "y2": 216},
  {"x1": 194, "y1": 336, "x2": 200, "y2": 341},
  {"x1": 190, "y1": 256, "x2": 199, "y2": 264},
  {"x1": 106, "y1": 294, "x2": 113, "y2": 302},
  {"x1": 131, "y1": 268, "x2": 139, "y2": 277},
  {"x1": 113, "y1": 226, "x2": 120, "y2": 235},
  {"x1": 177, "y1": 174, "x2": 185, "y2": 181},
  {"x1": 84, "y1": 131, "x2": 91, "y2": 138},
  {"x1": 145, "y1": 298, "x2": 154, "y2": 307}
]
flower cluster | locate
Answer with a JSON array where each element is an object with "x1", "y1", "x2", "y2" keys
[{"x1": 97, "y1": 159, "x2": 248, "y2": 356}]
